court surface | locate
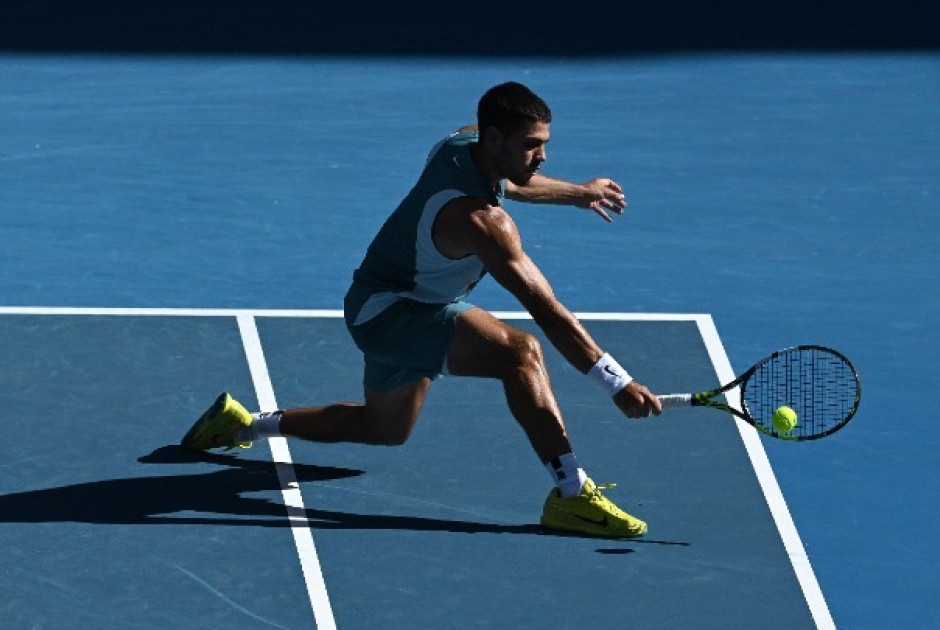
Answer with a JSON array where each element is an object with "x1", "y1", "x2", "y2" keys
[
  {"x1": 0, "y1": 309, "x2": 822, "y2": 629},
  {"x1": 1, "y1": 53, "x2": 938, "y2": 628}
]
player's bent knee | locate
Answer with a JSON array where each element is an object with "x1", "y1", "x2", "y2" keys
[
  {"x1": 381, "y1": 427, "x2": 411, "y2": 446},
  {"x1": 360, "y1": 410, "x2": 417, "y2": 446},
  {"x1": 511, "y1": 331, "x2": 544, "y2": 369},
  {"x1": 361, "y1": 380, "x2": 427, "y2": 446},
  {"x1": 369, "y1": 421, "x2": 413, "y2": 446}
]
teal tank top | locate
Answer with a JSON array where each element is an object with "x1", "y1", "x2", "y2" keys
[{"x1": 348, "y1": 130, "x2": 501, "y2": 325}]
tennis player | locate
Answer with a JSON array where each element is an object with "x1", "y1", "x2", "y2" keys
[{"x1": 183, "y1": 82, "x2": 661, "y2": 538}]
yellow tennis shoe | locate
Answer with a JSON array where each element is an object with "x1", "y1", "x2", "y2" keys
[
  {"x1": 541, "y1": 478, "x2": 647, "y2": 538},
  {"x1": 180, "y1": 392, "x2": 254, "y2": 450}
]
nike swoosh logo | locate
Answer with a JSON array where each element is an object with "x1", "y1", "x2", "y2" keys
[
  {"x1": 452, "y1": 156, "x2": 460, "y2": 167},
  {"x1": 573, "y1": 513, "x2": 608, "y2": 527},
  {"x1": 603, "y1": 365, "x2": 621, "y2": 378}
]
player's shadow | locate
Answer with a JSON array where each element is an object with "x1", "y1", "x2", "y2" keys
[
  {"x1": 0, "y1": 446, "x2": 685, "y2": 545},
  {"x1": 0, "y1": 446, "x2": 540, "y2": 535},
  {"x1": 0, "y1": 446, "x2": 363, "y2": 527}
]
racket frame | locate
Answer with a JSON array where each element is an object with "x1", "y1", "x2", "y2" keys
[{"x1": 660, "y1": 345, "x2": 860, "y2": 441}]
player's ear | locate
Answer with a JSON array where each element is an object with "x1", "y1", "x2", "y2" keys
[{"x1": 481, "y1": 125, "x2": 504, "y2": 152}]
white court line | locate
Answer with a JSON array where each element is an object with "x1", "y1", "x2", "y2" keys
[
  {"x1": 236, "y1": 314, "x2": 336, "y2": 630},
  {"x1": 0, "y1": 306, "x2": 346, "y2": 318},
  {"x1": 0, "y1": 306, "x2": 706, "y2": 321},
  {"x1": 695, "y1": 316, "x2": 835, "y2": 630},
  {"x1": 0, "y1": 306, "x2": 833, "y2": 628}
]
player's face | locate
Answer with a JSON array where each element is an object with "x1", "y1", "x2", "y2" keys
[{"x1": 496, "y1": 121, "x2": 549, "y2": 186}]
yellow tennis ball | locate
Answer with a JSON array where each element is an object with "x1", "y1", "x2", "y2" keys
[{"x1": 772, "y1": 406, "x2": 798, "y2": 434}]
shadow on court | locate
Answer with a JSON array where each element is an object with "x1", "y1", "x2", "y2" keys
[
  {"x1": 0, "y1": 446, "x2": 688, "y2": 547},
  {"x1": 0, "y1": 447, "x2": 360, "y2": 527}
]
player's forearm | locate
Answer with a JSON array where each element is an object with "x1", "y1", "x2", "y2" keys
[
  {"x1": 505, "y1": 256, "x2": 603, "y2": 372},
  {"x1": 529, "y1": 300, "x2": 602, "y2": 374},
  {"x1": 506, "y1": 174, "x2": 589, "y2": 206}
]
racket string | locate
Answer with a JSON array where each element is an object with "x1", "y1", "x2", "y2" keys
[{"x1": 744, "y1": 346, "x2": 859, "y2": 439}]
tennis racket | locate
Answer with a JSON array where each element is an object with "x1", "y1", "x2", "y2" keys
[{"x1": 658, "y1": 345, "x2": 860, "y2": 441}]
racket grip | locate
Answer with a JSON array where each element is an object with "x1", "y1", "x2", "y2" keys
[{"x1": 658, "y1": 394, "x2": 693, "y2": 409}]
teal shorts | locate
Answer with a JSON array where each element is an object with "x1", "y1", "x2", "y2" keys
[{"x1": 344, "y1": 289, "x2": 474, "y2": 392}]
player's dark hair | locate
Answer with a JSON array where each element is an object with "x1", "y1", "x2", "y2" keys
[{"x1": 477, "y1": 82, "x2": 552, "y2": 137}]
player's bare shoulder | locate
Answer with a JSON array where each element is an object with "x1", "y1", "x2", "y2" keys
[
  {"x1": 436, "y1": 197, "x2": 520, "y2": 260},
  {"x1": 468, "y1": 203, "x2": 519, "y2": 249}
]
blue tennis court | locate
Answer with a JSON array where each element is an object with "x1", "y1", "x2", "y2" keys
[{"x1": 1, "y1": 37, "x2": 938, "y2": 630}]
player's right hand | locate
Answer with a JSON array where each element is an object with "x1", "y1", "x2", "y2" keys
[{"x1": 613, "y1": 381, "x2": 662, "y2": 419}]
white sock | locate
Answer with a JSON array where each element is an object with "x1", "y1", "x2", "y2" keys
[
  {"x1": 238, "y1": 411, "x2": 282, "y2": 442},
  {"x1": 545, "y1": 452, "x2": 588, "y2": 498}
]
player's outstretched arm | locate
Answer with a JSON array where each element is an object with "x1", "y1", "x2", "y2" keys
[
  {"x1": 505, "y1": 175, "x2": 627, "y2": 222},
  {"x1": 438, "y1": 198, "x2": 659, "y2": 418}
]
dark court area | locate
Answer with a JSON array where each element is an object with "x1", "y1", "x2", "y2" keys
[{"x1": 1, "y1": 0, "x2": 937, "y2": 56}]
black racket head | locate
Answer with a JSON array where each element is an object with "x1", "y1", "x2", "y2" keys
[{"x1": 739, "y1": 345, "x2": 861, "y2": 441}]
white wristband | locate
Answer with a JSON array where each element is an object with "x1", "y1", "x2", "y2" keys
[{"x1": 587, "y1": 353, "x2": 633, "y2": 397}]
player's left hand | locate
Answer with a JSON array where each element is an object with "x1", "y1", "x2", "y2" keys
[{"x1": 577, "y1": 178, "x2": 627, "y2": 222}]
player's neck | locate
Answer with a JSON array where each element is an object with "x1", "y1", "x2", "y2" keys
[{"x1": 469, "y1": 143, "x2": 503, "y2": 194}]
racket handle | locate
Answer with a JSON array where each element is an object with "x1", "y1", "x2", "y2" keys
[{"x1": 658, "y1": 393, "x2": 693, "y2": 409}]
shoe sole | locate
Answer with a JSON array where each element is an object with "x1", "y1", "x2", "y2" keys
[{"x1": 542, "y1": 523, "x2": 647, "y2": 538}]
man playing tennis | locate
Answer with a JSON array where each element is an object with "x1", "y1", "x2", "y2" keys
[{"x1": 182, "y1": 82, "x2": 662, "y2": 538}]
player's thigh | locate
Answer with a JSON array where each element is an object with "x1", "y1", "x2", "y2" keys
[{"x1": 446, "y1": 307, "x2": 541, "y2": 379}]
